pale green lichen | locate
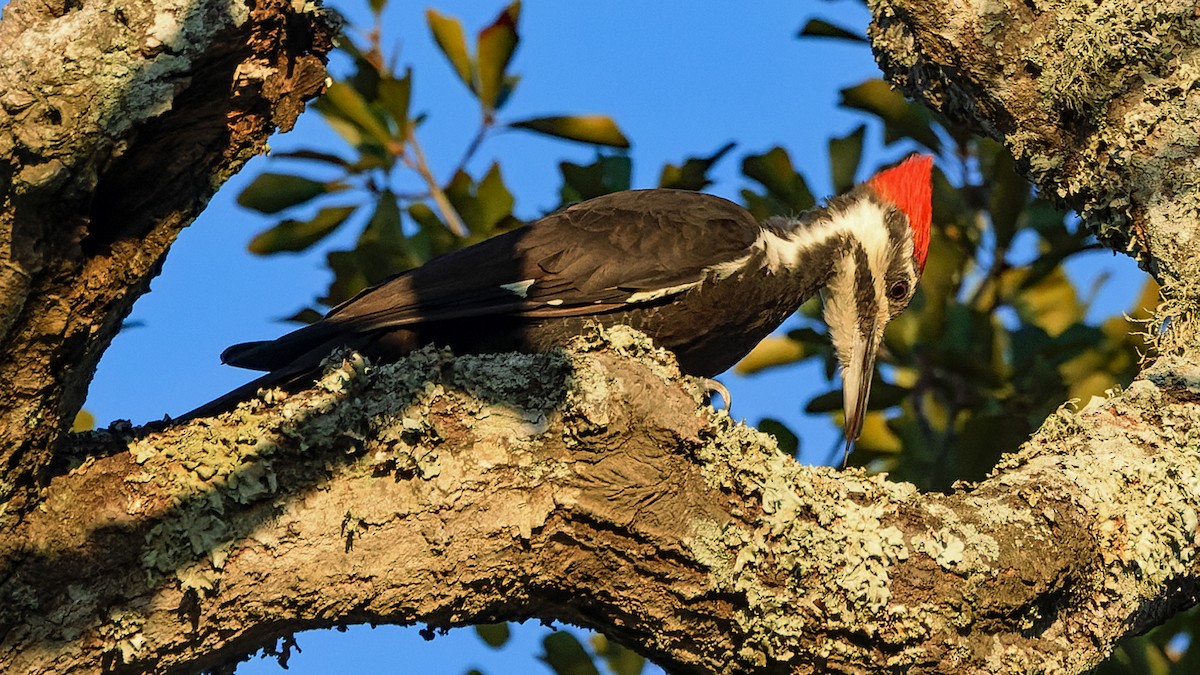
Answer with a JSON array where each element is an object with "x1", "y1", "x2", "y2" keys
[
  {"x1": 98, "y1": 608, "x2": 147, "y2": 665},
  {"x1": 911, "y1": 530, "x2": 965, "y2": 569},
  {"x1": 129, "y1": 332, "x2": 599, "y2": 594},
  {"x1": 1026, "y1": 0, "x2": 1200, "y2": 268},
  {"x1": 877, "y1": 0, "x2": 1200, "y2": 272},
  {"x1": 133, "y1": 346, "x2": 455, "y2": 591},
  {"x1": 1026, "y1": 1, "x2": 1197, "y2": 115},
  {"x1": 1148, "y1": 279, "x2": 1200, "y2": 357},
  {"x1": 448, "y1": 350, "x2": 570, "y2": 412},
  {"x1": 688, "y1": 414, "x2": 929, "y2": 664},
  {"x1": 977, "y1": 355, "x2": 1200, "y2": 670}
]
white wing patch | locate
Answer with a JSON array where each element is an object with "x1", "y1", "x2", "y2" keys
[
  {"x1": 705, "y1": 253, "x2": 754, "y2": 280},
  {"x1": 624, "y1": 281, "x2": 703, "y2": 304},
  {"x1": 500, "y1": 279, "x2": 535, "y2": 297}
]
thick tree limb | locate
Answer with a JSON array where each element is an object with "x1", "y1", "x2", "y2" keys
[
  {"x1": 1, "y1": 328, "x2": 1197, "y2": 673},
  {"x1": 0, "y1": 0, "x2": 335, "y2": 510}
]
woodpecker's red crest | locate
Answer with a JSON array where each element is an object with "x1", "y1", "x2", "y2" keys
[{"x1": 869, "y1": 154, "x2": 933, "y2": 271}]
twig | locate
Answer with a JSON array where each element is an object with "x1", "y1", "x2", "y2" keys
[
  {"x1": 404, "y1": 127, "x2": 467, "y2": 237},
  {"x1": 451, "y1": 120, "x2": 492, "y2": 180}
]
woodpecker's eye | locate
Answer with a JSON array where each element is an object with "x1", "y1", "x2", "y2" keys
[{"x1": 887, "y1": 281, "x2": 909, "y2": 301}]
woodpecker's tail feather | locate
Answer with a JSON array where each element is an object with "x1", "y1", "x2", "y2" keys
[
  {"x1": 173, "y1": 370, "x2": 294, "y2": 423},
  {"x1": 178, "y1": 333, "x2": 381, "y2": 423},
  {"x1": 220, "y1": 322, "x2": 341, "y2": 371},
  {"x1": 219, "y1": 340, "x2": 274, "y2": 368}
]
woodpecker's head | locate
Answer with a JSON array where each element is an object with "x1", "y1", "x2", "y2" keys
[{"x1": 820, "y1": 154, "x2": 933, "y2": 460}]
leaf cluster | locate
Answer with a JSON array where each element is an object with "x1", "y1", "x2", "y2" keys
[{"x1": 470, "y1": 625, "x2": 645, "y2": 675}]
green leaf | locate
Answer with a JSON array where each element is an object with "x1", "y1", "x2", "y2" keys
[
  {"x1": 758, "y1": 418, "x2": 799, "y2": 455},
  {"x1": 348, "y1": 54, "x2": 382, "y2": 102},
  {"x1": 955, "y1": 413, "x2": 1033, "y2": 482},
  {"x1": 855, "y1": 413, "x2": 903, "y2": 455},
  {"x1": 319, "y1": 81, "x2": 394, "y2": 146},
  {"x1": 352, "y1": 194, "x2": 416, "y2": 282},
  {"x1": 237, "y1": 173, "x2": 337, "y2": 214},
  {"x1": 1006, "y1": 266, "x2": 1083, "y2": 337},
  {"x1": 829, "y1": 125, "x2": 865, "y2": 193},
  {"x1": 798, "y1": 18, "x2": 868, "y2": 43},
  {"x1": 840, "y1": 79, "x2": 941, "y2": 152},
  {"x1": 805, "y1": 380, "x2": 908, "y2": 413},
  {"x1": 360, "y1": 191, "x2": 405, "y2": 245},
  {"x1": 408, "y1": 201, "x2": 446, "y2": 232},
  {"x1": 741, "y1": 146, "x2": 815, "y2": 212},
  {"x1": 271, "y1": 149, "x2": 351, "y2": 168},
  {"x1": 322, "y1": 249, "x2": 369, "y2": 307},
  {"x1": 368, "y1": 0, "x2": 386, "y2": 16},
  {"x1": 805, "y1": 389, "x2": 842, "y2": 414},
  {"x1": 312, "y1": 105, "x2": 366, "y2": 149},
  {"x1": 512, "y1": 115, "x2": 630, "y2": 148},
  {"x1": 473, "y1": 163, "x2": 517, "y2": 232},
  {"x1": 658, "y1": 142, "x2": 735, "y2": 190},
  {"x1": 248, "y1": 205, "x2": 357, "y2": 254},
  {"x1": 591, "y1": 634, "x2": 644, "y2": 675},
  {"x1": 426, "y1": 8, "x2": 474, "y2": 91},
  {"x1": 444, "y1": 164, "x2": 517, "y2": 235},
  {"x1": 72, "y1": 410, "x2": 95, "y2": 432},
  {"x1": 474, "y1": 623, "x2": 511, "y2": 649},
  {"x1": 559, "y1": 155, "x2": 632, "y2": 203},
  {"x1": 494, "y1": 74, "x2": 521, "y2": 110},
  {"x1": 377, "y1": 69, "x2": 412, "y2": 137},
  {"x1": 283, "y1": 307, "x2": 323, "y2": 325},
  {"x1": 540, "y1": 632, "x2": 601, "y2": 675},
  {"x1": 983, "y1": 145, "x2": 1029, "y2": 250},
  {"x1": 476, "y1": 2, "x2": 521, "y2": 110},
  {"x1": 735, "y1": 335, "x2": 809, "y2": 375},
  {"x1": 406, "y1": 202, "x2": 460, "y2": 263}
]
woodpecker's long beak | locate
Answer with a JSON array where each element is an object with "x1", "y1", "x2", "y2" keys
[
  {"x1": 840, "y1": 328, "x2": 879, "y2": 464},
  {"x1": 821, "y1": 283, "x2": 885, "y2": 465}
]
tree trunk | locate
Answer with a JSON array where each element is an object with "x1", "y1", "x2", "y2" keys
[{"x1": 2, "y1": 0, "x2": 1199, "y2": 672}]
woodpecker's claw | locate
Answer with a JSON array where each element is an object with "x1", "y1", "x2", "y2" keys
[{"x1": 701, "y1": 377, "x2": 732, "y2": 412}]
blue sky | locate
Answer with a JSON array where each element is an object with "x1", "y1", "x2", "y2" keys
[{"x1": 71, "y1": 1, "x2": 1145, "y2": 672}]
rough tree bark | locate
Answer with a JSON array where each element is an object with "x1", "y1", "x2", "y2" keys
[
  {"x1": 1, "y1": 0, "x2": 1198, "y2": 674},
  {"x1": 0, "y1": 0, "x2": 334, "y2": 511}
]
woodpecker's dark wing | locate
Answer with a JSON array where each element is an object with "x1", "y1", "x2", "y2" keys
[{"x1": 221, "y1": 189, "x2": 762, "y2": 374}]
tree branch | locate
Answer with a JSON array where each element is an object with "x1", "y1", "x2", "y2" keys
[{"x1": 2, "y1": 327, "x2": 1197, "y2": 673}]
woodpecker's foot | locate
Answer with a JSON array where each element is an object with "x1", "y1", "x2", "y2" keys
[{"x1": 700, "y1": 378, "x2": 732, "y2": 412}]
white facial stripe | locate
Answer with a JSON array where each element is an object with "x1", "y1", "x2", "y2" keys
[
  {"x1": 821, "y1": 253, "x2": 859, "y2": 370},
  {"x1": 500, "y1": 279, "x2": 535, "y2": 297},
  {"x1": 758, "y1": 198, "x2": 892, "y2": 273},
  {"x1": 836, "y1": 199, "x2": 899, "y2": 336},
  {"x1": 816, "y1": 198, "x2": 907, "y2": 381}
]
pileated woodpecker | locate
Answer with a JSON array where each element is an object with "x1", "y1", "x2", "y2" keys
[{"x1": 186, "y1": 155, "x2": 932, "y2": 453}]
